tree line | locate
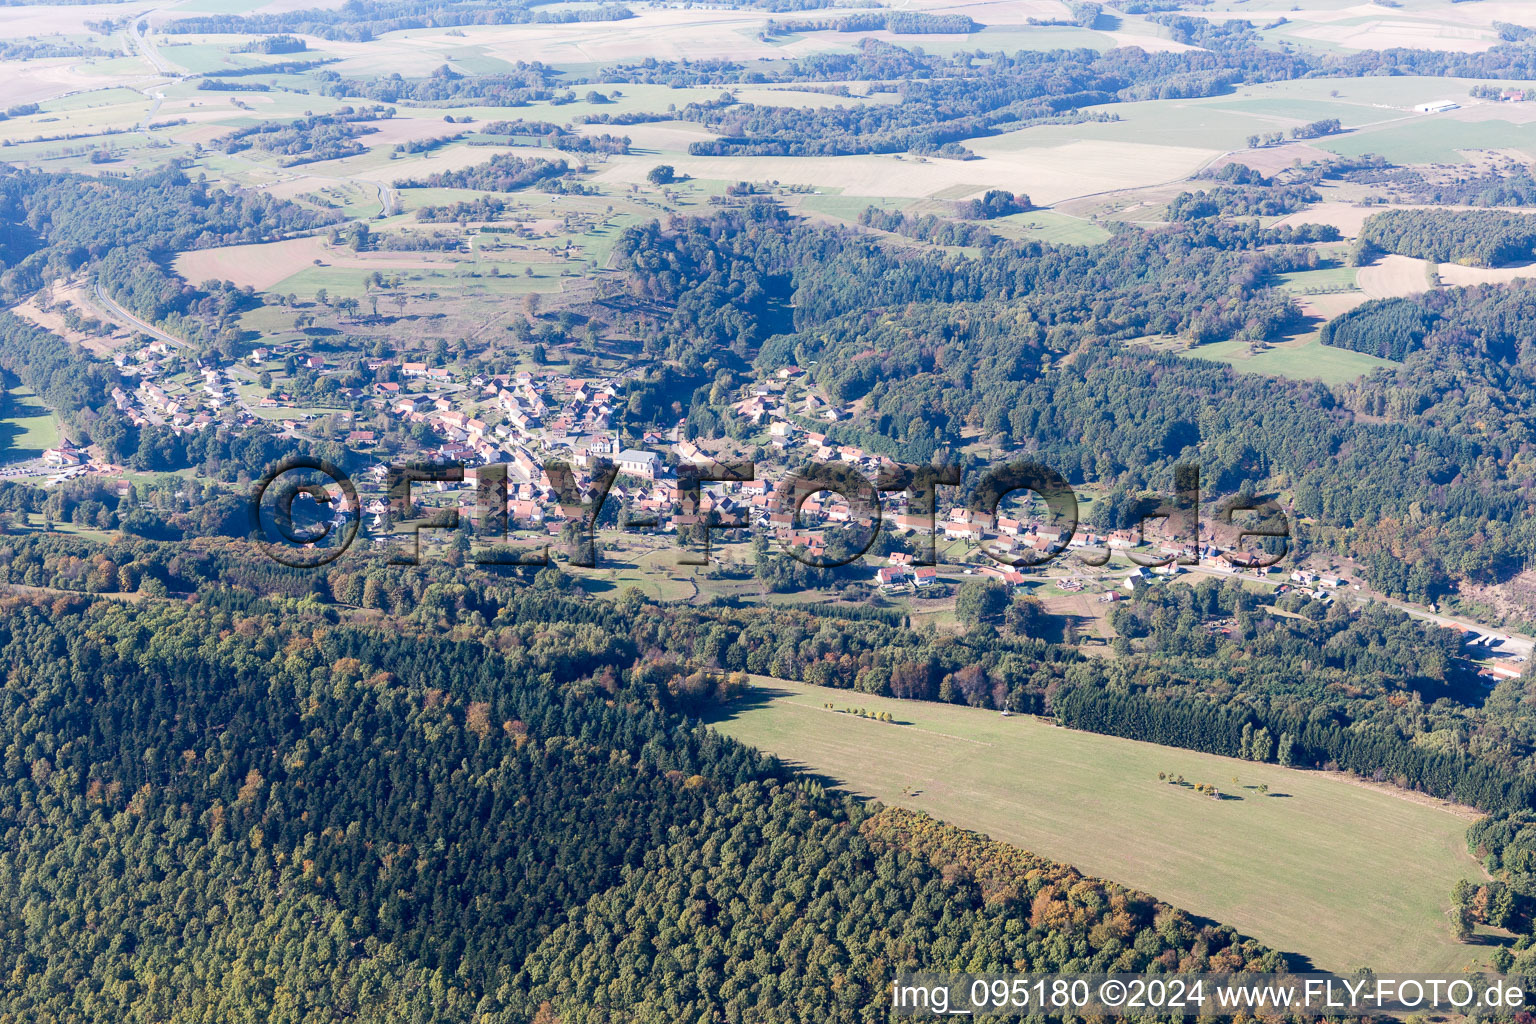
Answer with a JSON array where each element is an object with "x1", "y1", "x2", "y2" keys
[
  {"x1": 168, "y1": 0, "x2": 633, "y2": 41},
  {"x1": 1355, "y1": 207, "x2": 1536, "y2": 267}
]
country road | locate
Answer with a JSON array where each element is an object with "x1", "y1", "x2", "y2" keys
[
  {"x1": 120, "y1": 9, "x2": 397, "y2": 221},
  {"x1": 1187, "y1": 564, "x2": 1535, "y2": 658},
  {"x1": 137, "y1": 90, "x2": 163, "y2": 130}
]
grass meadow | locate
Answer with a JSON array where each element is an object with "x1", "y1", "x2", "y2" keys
[
  {"x1": 0, "y1": 385, "x2": 60, "y2": 463},
  {"x1": 708, "y1": 678, "x2": 1490, "y2": 974},
  {"x1": 1181, "y1": 334, "x2": 1396, "y2": 385}
]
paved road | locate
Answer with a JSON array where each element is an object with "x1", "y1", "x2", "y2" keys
[
  {"x1": 138, "y1": 91, "x2": 163, "y2": 130},
  {"x1": 93, "y1": 284, "x2": 311, "y2": 432},
  {"x1": 116, "y1": 14, "x2": 398, "y2": 219},
  {"x1": 128, "y1": 12, "x2": 176, "y2": 76},
  {"x1": 93, "y1": 283, "x2": 186, "y2": 349},
  {"x1": 1186, "y1": 564, "x2": 1534, "y2": 657}
]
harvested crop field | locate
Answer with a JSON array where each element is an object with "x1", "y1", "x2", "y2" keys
[
  {"x1": 594, "y1": 138, "x2": 1220, "y2": 204},
  {"x1": 175, "y1": 236, "x2": 331, "y2": 291},
  {"x1": 1273, "y1": 201, "x2": 1381, "y2": 238},
  {"x1": 1358, "y1": 255, "x2": 1436, "y2": 299},
  {"x1": 1437, "y1": 261, "x2": 1536, "y2": 287}
]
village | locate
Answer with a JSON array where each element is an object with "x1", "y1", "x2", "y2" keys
[
  {"x1": 23, "y1": 329, "x2": 1340, "y2": 602},
  {"x1": 16, "y1": 322, "x2": 1534, "y2": 690}
]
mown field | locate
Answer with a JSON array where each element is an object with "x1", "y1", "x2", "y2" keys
[
  {"x1": 0, "y1": 385, "x2": 60, "y2": 462},
  {"x1": 1183, "y1": 334, "x2": 1396, "y2": 385},
  {"x1": 707, "y1": 678, "x2": 1488, "y2": 974}
]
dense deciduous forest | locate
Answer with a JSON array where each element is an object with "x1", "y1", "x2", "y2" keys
[
  {"x1": 1355, "y1": 208, "x2": 1536, "y2": 266},
  {"x1": 318, "y1": 63, "x2": 564, "y2": 105},
  {"x1": 617, "y1": 203, "x2": 1323, "y2": 373},
  {"x1": 1457, "y1": 811, "x2": 1536, "y2": 957},
  {"x1": 762, "y1": 11, "x2": 980, "y2": 35},
  {"x1": 0, "y1": 163, "x2": 336, "y2": 359},
  {"x1": 479, "y1": 119, "x2": 631, "y2": 153},
  {"x1": 0, "y1": 164, "x2": 337, "y2": 304},
  {"x1": 671, "y1": 42, "x2": 1306, "y2": 157},
  {"x1": 1165, "y1": 183, "x2": 1319, "y2": 221}
]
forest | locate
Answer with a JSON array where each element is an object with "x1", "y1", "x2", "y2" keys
[
  {"x1": 479, "y1": 119, "x2": 631, "y2": 153},
  {"x1": 168, "y1": 0, "x2": 634, "y2": 40},
  {"x1": 672, "y1": 43, "x2": 1303, "y2": 157},
  {"x1": 215, "y1": 107, "x2": 393, "y2": 165},
  {"x1": 397, "y1": 152, "x2": 573, "y2": 191},
  {"x1": 1355, "y1": 208, "x2": 1536, "y2": 267},
  {"x1": 12, "y1": 5, "x2": 1536, "y2": 1018},
  {"x1": 319, "y1": 64, "x2": 564, "y2": 105},
  {"x1": 762, "y1": 11, "x2": 979, "y2": 35},
  {"x1": 616, "y1": 203, "x2": 1323, "y2": 372},
  {"x1": 4, "y1": 521, "x2": 1536, "y2": 826},
  {"x1": 1165, "y1": 183, "x2": 1319, "y2": 222},
  {"x1": 0, "y1": 588, "x2": 1281, "y2": 1023},
  {"x1": 0, "y1": 164, "x2": 337, "y2": 303},
  {"x1": 253, "y1": 23, "x2": 1536, "y2": 164},
  {"x1": 0, "y1": 313, "x2": 115, "y2": 440},
  {"x1": 0, "y1": 162, "x2": 337, "y2": 360},
  {"x1": 1457, "y1": 812, "x2": 1536, "y2": 958}
]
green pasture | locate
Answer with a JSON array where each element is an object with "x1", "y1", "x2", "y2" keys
[
  {"x1": 0, "y1": 386, "x2": 61, "y2": 464},
  {"x1": 708, "y1": 678, "x2": 1489, "y2": 974},
  {"x1": 1183, "y1": 334, "x2": 1395, "y2": 385}
]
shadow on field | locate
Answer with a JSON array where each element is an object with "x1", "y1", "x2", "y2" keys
[
  {"x1": 702, "y1": 684, "x2": 785, "y2": 723},
  {"x1": 700, "y1": 684, "x2": 891, "y2": 801},
  {"x1": 1464, "y1": 932, "x2": 1515, "y2": 949}
]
